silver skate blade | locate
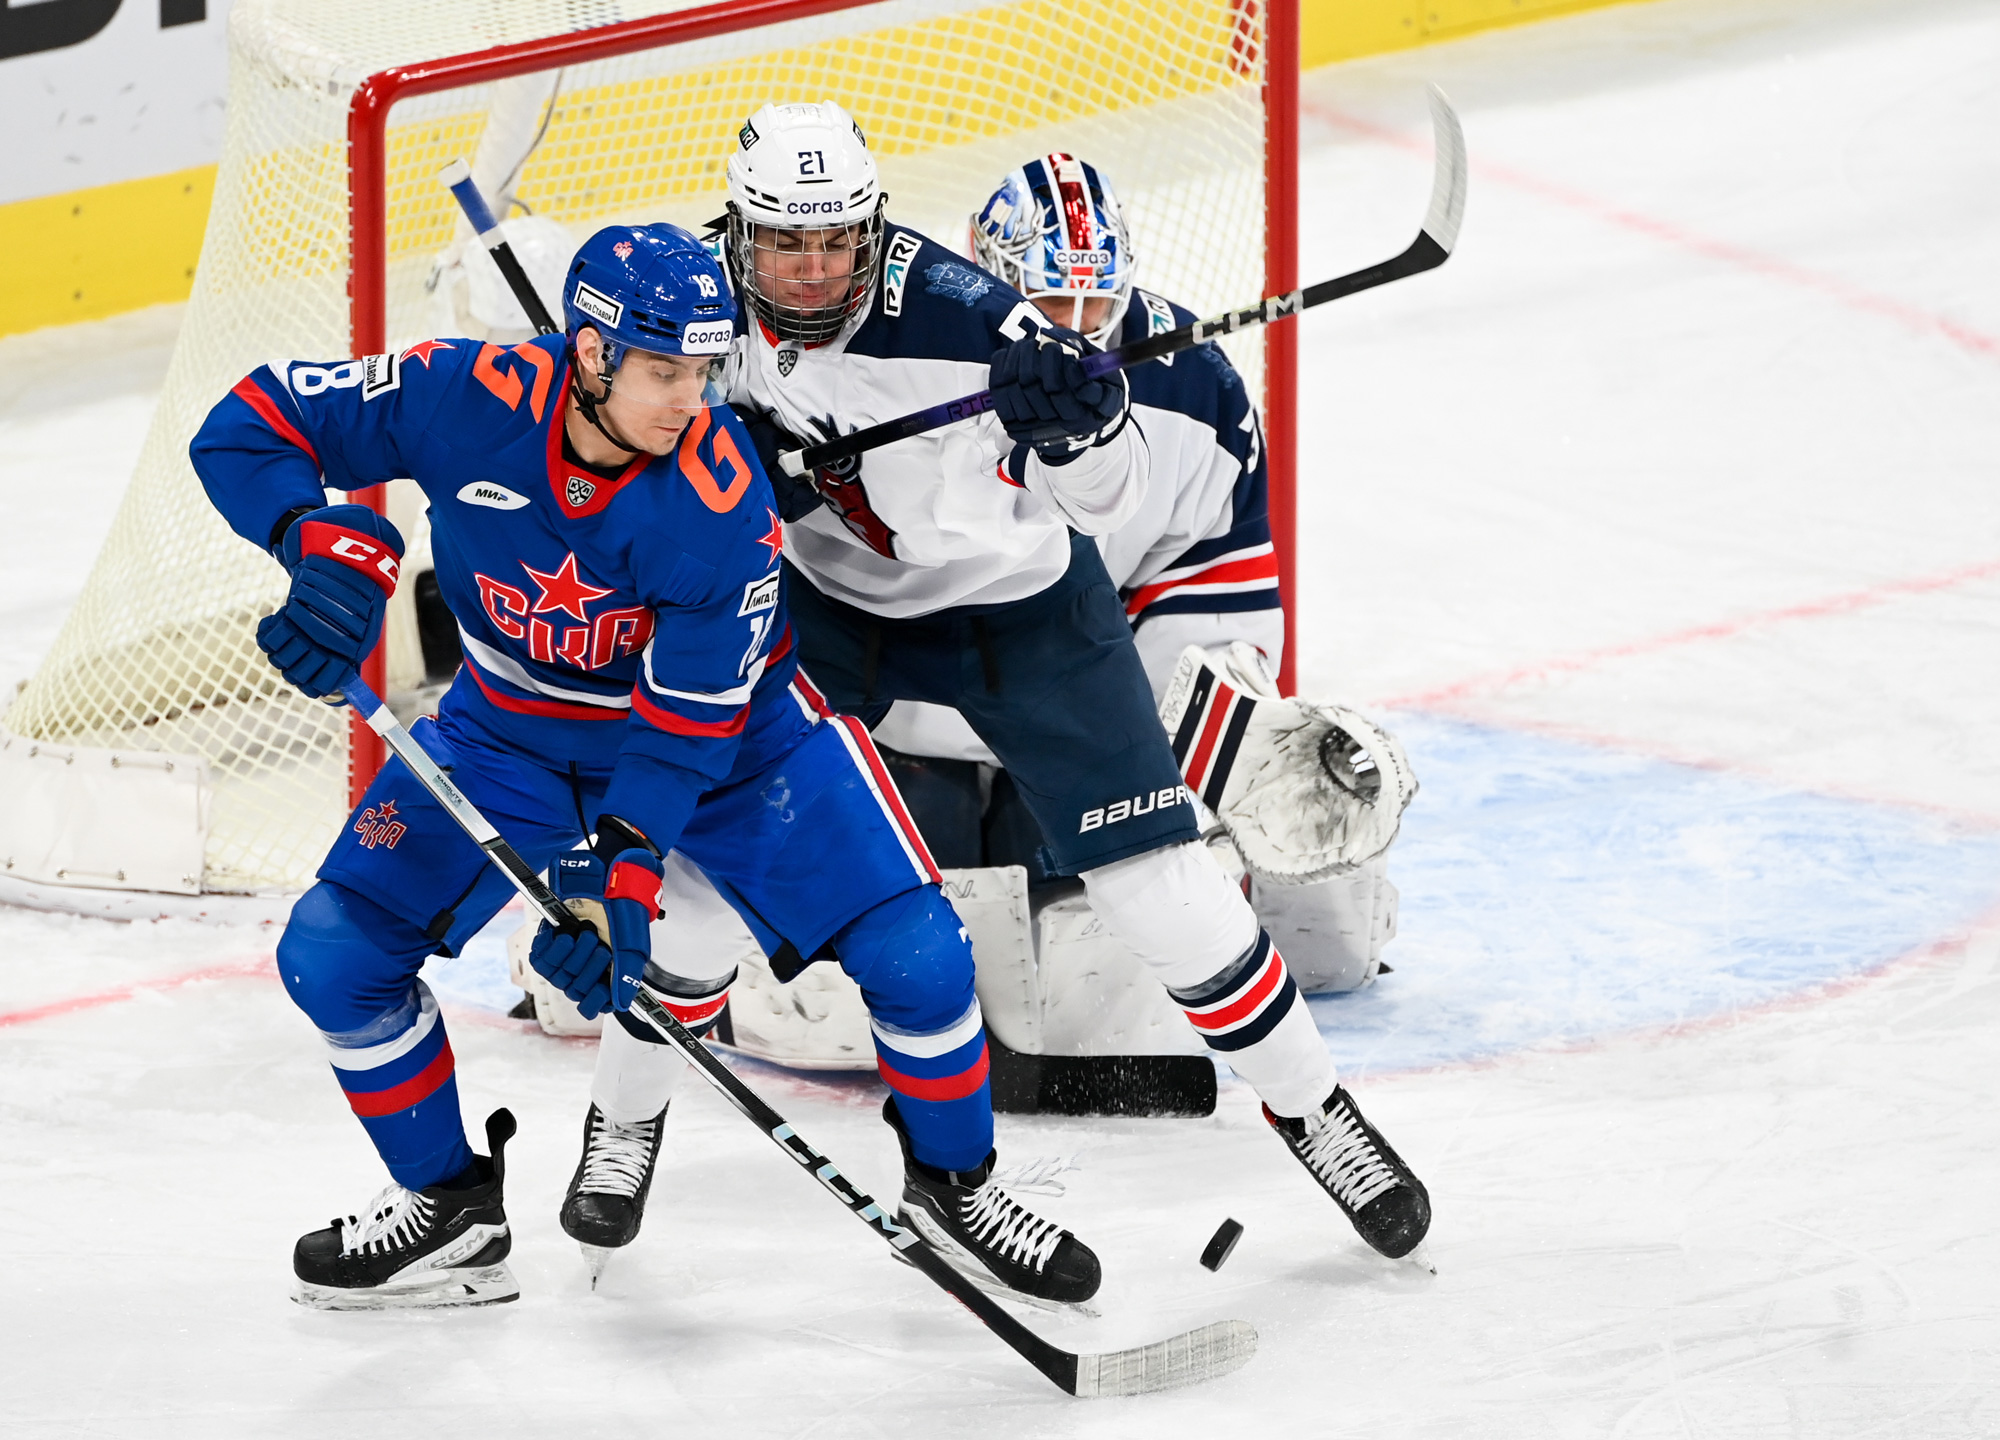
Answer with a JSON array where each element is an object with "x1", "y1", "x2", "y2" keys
[
  {"x1": 1402, "y1": 1243, "x2": 1438, "y2": 1276},
  {"x1": 293, "y1": 1262, "x2": 520, "y2": 1312},
  {"x1": 1073, "y1": 1318, "x2": 1258, "y2": 1398},
  {"x1": 581, "y1": 1244, "x2": 613, "y2": 1289}
]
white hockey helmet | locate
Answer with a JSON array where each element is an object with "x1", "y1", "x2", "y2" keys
[
  {"x1": 970, "y1": 153, "x2": 1136, "y2": 347},
  {"x1": 725, "y1": 101, "x2": 886, "y2": 344}
]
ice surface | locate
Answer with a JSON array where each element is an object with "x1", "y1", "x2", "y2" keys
[{"x1": 4, "y1": 0, "x2": 2000, "y2": 1432}]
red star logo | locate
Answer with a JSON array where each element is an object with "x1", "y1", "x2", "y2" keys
[
  {"x1": 400, "y1": 339, "x2": 456, "y2": 369},
  {"x1": 755, "y1": 508, "x2": 784, "y2": 564},
  {"x1": 375, "y1": 800, "x2": 398, "y2": 820},
  {"x1": 523, "y1": 552, "x2": 614, "y2": 623}
]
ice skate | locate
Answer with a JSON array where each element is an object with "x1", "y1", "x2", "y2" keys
[
  {"x1": 560, "y1": 1101, "x2": 668, "y2": 1287},
  {"x1": 1265, "y1": 1086, "x2": 1431, "y2": 1262},
  {"x1": 884, "y1": 1098, "x2": 1101, "y2": 1312},
  {"x1": 292, "y1": 1109, "x2": 519, "y2": 1311}
]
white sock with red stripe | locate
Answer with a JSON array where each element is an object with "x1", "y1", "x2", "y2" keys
[
  {"x1": 1081, "y1": 841, "x2": 1335, "y2": 1119},
  {"x1": 593, "y1": 1006, "x2": 689, "y2": 1124}
]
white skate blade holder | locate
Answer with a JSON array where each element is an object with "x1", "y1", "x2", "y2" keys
[
  {"x1": 293, "y1": 1262, "x2": 520, "y2": 1311},
  {"x1": 581, "y1": 1244, "x2": 613, "y2": 1289}
]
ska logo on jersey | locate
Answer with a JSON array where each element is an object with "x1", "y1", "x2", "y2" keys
[
  {"x1": 353, "y1": 800, "x2": 407, "y2": 850},
  {"x1": 475, "y1": 553, "x2": 653, "y2": 671}
]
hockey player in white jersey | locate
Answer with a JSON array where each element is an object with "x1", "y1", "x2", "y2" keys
[
  {"x1": 872, "y1": 152, "x2": 1406, "y2": 995},
  {"x1": 577, "y1": 101, "x2": 1430, "y2": 1285}
]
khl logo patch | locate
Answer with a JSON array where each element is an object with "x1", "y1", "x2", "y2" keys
[
  {"x1": 566, "y1": 474, "x2": 597, "y2": 508},
  {"x1": 776, "y1": 345, "x2": 800, "y2": 377}
]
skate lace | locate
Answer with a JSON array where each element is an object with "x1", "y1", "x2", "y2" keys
[
  {"x1": 579, "y1": 1111, "x2": 660, "y2": 1199},
  {"x1": 1298, "y1": 1104, "x2": 1400, "y2": 1212},
  {"x1": 959, "y1": 1182, "x2": 1066, "y2": 1273},
  {"x1": 337, "y1": 1184, "x2": 436, "y2": 1257}
]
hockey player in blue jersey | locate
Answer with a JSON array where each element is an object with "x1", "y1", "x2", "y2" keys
[
  {"x1": 585, "y1": 103, "x2": 1431, "y2": 1268},
  {"x1": 188, "y1": 222, "x2": 1099, "y2": 1311},
  {"x1": 869, "y1": 154, "x2": 1408, "y2": 998}
]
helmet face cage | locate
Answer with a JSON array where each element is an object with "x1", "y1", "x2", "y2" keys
[
  {"x1": 970, "y1": 154, "x2": 1135, "y2": 348},
  {"x1": 724, "y1": 101, "x2": 888, "y2": 345},
  {"x1": 725, "y1": 202, "x2": 886, "y2": 345}
]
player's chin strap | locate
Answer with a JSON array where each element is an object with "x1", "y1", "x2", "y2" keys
[{"x1": 566, "y1": 346, "x2": 648, "y2": 459}]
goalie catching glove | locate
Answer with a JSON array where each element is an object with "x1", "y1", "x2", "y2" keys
[
  {"x1": 259, "y1": 504, "x2": 404, "y2": 701},
  {"x1": 1159, "y1": 643, "x2": 1416, "y2": 886},
  {"x1": 529, "y1": 823, "x2": 665, "y2": 1019}
]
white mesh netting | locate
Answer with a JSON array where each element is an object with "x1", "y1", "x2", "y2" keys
[{"x1": 3, "y1": 0, "x2": 1273, "y2": 893}]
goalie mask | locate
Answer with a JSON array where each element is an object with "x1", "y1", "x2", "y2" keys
[
  {"x1": 971, "y1": 153, "x2": 1135, "y2": 348},
  {"x1": 562, "y1": 223, "x2": 735, "y2": 440},
  {"x1": 725, "y1": 101, "x2": 886, "y2": 345}
]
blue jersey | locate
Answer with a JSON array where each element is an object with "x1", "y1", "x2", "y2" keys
[
  {"x1": 1100, "y1": 289, "x2": 1278, "y2": 627},
  {"x1": 189, "y1": 335, "x2": 795, "y2": 849}
]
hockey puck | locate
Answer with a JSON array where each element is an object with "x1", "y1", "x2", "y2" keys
[{"x1": 1199, "y1": 1218, "x2": 1244, "y2": 1271}]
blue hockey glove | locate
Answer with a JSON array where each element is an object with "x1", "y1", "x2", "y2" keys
[
  {"x1": 529, "y1": 846, "x2": 664, "y2": 1019},
  {"x1": 737, "y1": 406, "x2": 832, "y2": 523},
  {"x1": 257, "y1": 504, "x2": 405, "y2": 701},
  {"x1": 988, "y1": 325, "x2": 1129, "y2": 458}
]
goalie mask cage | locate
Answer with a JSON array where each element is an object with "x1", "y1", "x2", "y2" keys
[{"x1": 2, "y1": 0, "x2": 1297, "y2": 897}]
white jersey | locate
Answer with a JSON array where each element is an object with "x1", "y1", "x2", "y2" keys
[
  {"x1": 874, "y1": 287, "x2": 1282, "y2": 762},
  {"x1": 727, "y1": 224, "x2": 1149, "y2": 619}
]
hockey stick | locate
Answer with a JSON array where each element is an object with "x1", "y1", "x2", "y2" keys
[
  {"x1": 334, "y1": 672, "x2": 1256, "y2": 1397},
  {"x1": 778, "y1": 84, "x2": 1467, "y2": 478},
  {"x1": 438, "y1": 159, "x2": 562, "y2": 337}
]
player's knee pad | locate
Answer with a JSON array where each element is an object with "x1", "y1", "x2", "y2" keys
[
  {"x1": 277, "y1": 881, "x2": 435, "y2": 1033},
  {"x1": 831, "y1": 883, "x2": 976, "y2": 1036},
  {"x1": 1079, "y1": 840, "x2": 1260, "y2": 993}
]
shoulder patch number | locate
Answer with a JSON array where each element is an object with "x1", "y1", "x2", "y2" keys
[{"x1": 997, "y1": 299, "x2": 1044, "y2": 343}]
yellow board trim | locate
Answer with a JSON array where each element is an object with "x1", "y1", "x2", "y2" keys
[
  {"x1": 1301, "y1": 0, "x2": 1651, "y2": 67},
  {"x1": 0, "y1": 165, "x2": 216, "y2": 337},
  {"x1": 0, "y1": 0, "x2": 1650, "y2": 339}
]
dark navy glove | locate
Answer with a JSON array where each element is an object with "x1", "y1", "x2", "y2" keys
[
  {"x1": 988, "y1": 325, "x2": 1129, "y2": 458},
  {"x1": 258, "y1": 504, "x2": 405, "y2": 701},
  {"x1": 737, "y1": 406, "x2": 835, "y2": 524},
  {"x1": 529, "y1": 845, "x2": 664, "y2": 1019}
]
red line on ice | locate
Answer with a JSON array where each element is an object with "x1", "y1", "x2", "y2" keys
[
  {"x1": 1301, "y1": 102, "x2": 2000, "y2": 363},
  {"x1": 1379, "y1": 555, "x2": 2000, "y2": 711},
  {"x1": 1363, "y1": 900, "x2": 2000, "y2": 1084},
  {"x1": 0, "y1": 955, "x2": 276, "y2": 1028}
]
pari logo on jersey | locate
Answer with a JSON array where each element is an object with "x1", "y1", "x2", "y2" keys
[
  {"x1": 1078, "y1": 784, "x2": 1194, "y2": 834},
  {"x1": 476, "y1": 551, "x2": 655, "y2": 670}
]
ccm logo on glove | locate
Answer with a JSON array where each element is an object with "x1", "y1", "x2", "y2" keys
[
  {"x1": 1079, "y1": 785, "x2": 1193, "y2": 833},
  {"x1": 298, "y1": 520, "x2": 401, "y2": 592}
]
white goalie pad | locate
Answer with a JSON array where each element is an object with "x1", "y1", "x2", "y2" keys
[
  {"x1": 1159, "y1": 643, "x2": 1417, "y2": 886},
  {"x1": 1250, "y1": 859, "x2": 1399, "y2": 994}
]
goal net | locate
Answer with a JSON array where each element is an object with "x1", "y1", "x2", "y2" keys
[{"x1": 2, "y1": 0, "x2": 1293, "y2": 896}]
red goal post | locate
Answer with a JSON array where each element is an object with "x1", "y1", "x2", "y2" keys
[{"x1": 344, "y1": 0, "x2": 1301, "y2": 805}]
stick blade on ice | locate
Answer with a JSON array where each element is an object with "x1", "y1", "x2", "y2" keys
[
  {"x1": 1072, "y1": 1319, "x2": 1258, "y2": 1398},
  {"x1": 1422, "y1": 84, "x2": 1469, "y2": 254}
]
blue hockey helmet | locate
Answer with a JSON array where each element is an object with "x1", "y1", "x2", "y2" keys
[
  {"x1": 564, "y1": 223, "x2": 736, "y2": 401},
  {"x1": 970, "y1": 154, "x2": 1135, "y2": 347}
]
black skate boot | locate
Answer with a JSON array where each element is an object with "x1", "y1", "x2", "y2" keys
[
  {"x1": 292, "y1": 1109, "x2": 518, "y2": 1310},
  {"x1": 560, "y1": 1102, "x2": 668, "y2": 1286},
  {"x1": 1265, "y1": 1086, "x2": 1430, "y2": 1260},
  {"x1": 884, "y1": 1097, "x2": 1101, "y2": 1310}
]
